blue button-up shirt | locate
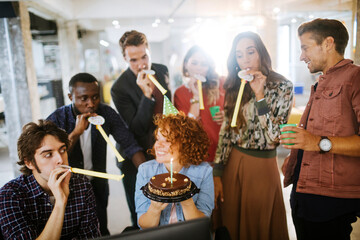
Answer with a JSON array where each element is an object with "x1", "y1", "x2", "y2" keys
[
  {"x1": 135, "y1": 160, "x2": 214, "y2": 226},
  {"x1": 47, "y1": 103, "x2": 142, "y2": 173}
]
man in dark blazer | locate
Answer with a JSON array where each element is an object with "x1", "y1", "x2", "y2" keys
[{"x1": 111, "y1": 30, "x2": 171, "y2": 227}]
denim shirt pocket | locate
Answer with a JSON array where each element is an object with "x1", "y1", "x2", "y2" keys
[{"x1": 320, "y1": 86, "x2": 342, "y2": 119}]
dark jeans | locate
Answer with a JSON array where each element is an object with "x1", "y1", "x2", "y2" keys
[
  {"x1": 91, "y1": 178, "x2": 110, "y2": 236},
  {"x1": 292, "y1": 211, "x2": 357, "y2": 240},
  {"x1": 118, "y1": 158, "x2": 138, "y2": 227}
]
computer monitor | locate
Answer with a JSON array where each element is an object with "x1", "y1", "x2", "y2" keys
[{"x1": 97, "y1": 217, "x2": 212, "y2": 240}]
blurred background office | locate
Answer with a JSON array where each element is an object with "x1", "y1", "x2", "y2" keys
[{"x1": 0, "y1": 0, "x2": 360, "y2": 239}]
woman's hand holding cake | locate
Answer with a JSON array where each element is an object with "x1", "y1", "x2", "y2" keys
[{"x1": 135, "y1": 113, "x2": 214, "y2": 228}]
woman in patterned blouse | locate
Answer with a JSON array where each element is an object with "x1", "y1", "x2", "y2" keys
[{"x1": 213, "y1": 31, "x2": 293, "y2": 240}]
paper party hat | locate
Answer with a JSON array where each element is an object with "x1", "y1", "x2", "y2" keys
[{"x1": 163, "y1": 95, "x2": 179, "y2": 115}]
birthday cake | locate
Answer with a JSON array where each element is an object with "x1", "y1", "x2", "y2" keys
[{"x1": 148, "y1": 173, "x2": 192, "y2": 197}]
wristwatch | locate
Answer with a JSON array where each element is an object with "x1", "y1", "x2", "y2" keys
[
  {"x1": 319, "y1": 136, "x2": 332, "y2": 153},
  {"x1": 190, "y1": 98, "x2": 199, "y2": 104}
]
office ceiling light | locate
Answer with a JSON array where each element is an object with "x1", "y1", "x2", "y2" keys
[
  {"x1": 152, "y1": 22, "x2": 158, "y2": 28},
  {"x1": 182, "y1": 38, "x2": 190, "y2": 43},
  {"x1": 273, "y1": 7, "x2": 280, "y2": 14},
  {"x1": 241, "y1": 0, "x2": 253, "y2": 11},
  {"x1": 112, "y1": 20, "x2": 119, "y2": 26},
  {"x1": 167, "y1": 0, "x2": 187, "y2": 25},
  {"x1": 256, "y1": 16, "x2": 265, "y2": 27},
  {"x1": 155, "y1": 18, "x2": 161, "y2": 24},
  {"x1": 100, "y1": 40, "x2": 109, "y2": 47}
]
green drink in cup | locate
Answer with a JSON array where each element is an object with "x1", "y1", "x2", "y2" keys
[
  {"x1": 209, "y1": 106, "x2": 220, "y2": 118},
  {"x1": 280, "y1": 123, "x2": 297, "y2": 145}
]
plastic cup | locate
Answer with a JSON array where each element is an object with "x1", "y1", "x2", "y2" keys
[
  {"x1": 280, "y1": 123, "x2": 297, "y2": 145},
  {"x1": 209, "y1": 106, "x2": 220, "y2": 117}
]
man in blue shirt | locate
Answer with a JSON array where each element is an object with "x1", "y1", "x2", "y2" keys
[{"x1": 47, "y1": 73, "x2": 145, "y2": 235}]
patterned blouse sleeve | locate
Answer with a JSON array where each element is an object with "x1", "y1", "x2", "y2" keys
[
  {"x1": 256, "y1": 79, "x2": 294, "y2": 145},
  {"x1": 213, "y1": 113, "x2": 233, "y2": 176}
]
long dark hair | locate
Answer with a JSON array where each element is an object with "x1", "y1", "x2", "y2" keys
[
  {"x1": 183, "y1": 45, "x2": 219, "y2": 104},
  {"x1": 224, "y1": 31, "x2": 275, "y2": 130}
]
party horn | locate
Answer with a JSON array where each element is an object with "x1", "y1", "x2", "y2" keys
[
  {"x1": 194, "y1": 74, "x2": 206, "y2": 110},
  {"x1": 230, "y1": 70, "x2": 254, "y2": 127},
  {"x1": 88, "y1": 116, "x2": 124, "y2": 162},
  {"x1": 144, "y1": 70, "x2": 167, "y2": 95},
  {"x1": 60, "y1": 165, "x2": 124, "y2": 181}
]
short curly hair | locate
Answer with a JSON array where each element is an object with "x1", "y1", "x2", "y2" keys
[
  {"x1": 17, "y1": 120, "x2": 70, "y2": 176},
  {"x1": 148, "y1": 113, "x2": 210, "y2": 167}
]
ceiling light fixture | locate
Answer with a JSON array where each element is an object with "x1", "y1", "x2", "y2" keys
[
  {"x1": 167, "y1": 0, "x2": 187, "y2": 24},
  {"x1": 99, "y1": 40, "x2": 109, "y2": 47},
  {"x1": 256, "y1": 16, "x2": 265, "y2": 27},
  {"x1": 182, "y1": 38, "x2": 190, "y2": 43},
  {"x1": 241, "y1": 0, "x2": 252, "y2": 11},
  {"x1": 273, "y1": 7, "x2": 280, "y2": 14},
  {"x1": 195, "y1": 17, "x2": 202, "y2": 23}
]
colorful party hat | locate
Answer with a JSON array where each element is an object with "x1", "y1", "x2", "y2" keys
[{"x1": 163, "y1": 95, "x2": 179, "y2": 115}]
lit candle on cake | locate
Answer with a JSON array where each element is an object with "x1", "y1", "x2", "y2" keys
[{"x1": 170, "y1": 158, "x2": 174, "y2": 185}]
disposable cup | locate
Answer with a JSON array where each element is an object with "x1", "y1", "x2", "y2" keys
[
  {"x1": 209, "y1": 106, "x2": 220, "y2": 117},
  {"x1": 280, "y1": 123, "x2": 297, "y2": 145}
]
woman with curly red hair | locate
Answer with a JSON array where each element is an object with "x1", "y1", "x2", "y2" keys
[{"x1": 134, "y1": 113, "x2": 214, "y2": 228}]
